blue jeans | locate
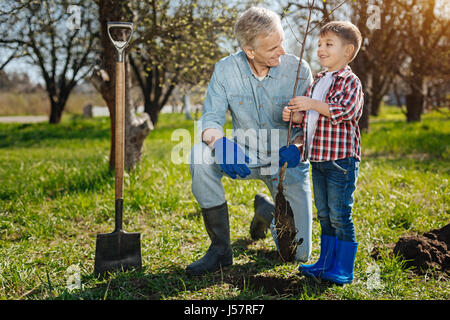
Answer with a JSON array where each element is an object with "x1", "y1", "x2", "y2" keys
[
  {"x1": 311, "y1": 157, "x2": 359, "y2": 242},
  {"x1": 189, "y1": 142, "x2": 313, "y2": 262}
]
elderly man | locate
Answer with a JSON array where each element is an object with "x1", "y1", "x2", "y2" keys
[{"x1": 187, "y1": 7, "x2": 313, "y2": 275}]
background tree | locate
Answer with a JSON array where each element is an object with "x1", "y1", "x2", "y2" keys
[
  {"x1": 0, "y1": 0, "x2": 98, "y2": 124},
  {"x1": 128, "y1": 0, "x2": 238, "y2": 125},
  {"x1": 399, "y1": 0, "x2": 450, "y2": 122},
  {"x1": 282, "y1": 0, "x2": 449, "y2": 129},
  {"x1": 350, "y1": 0, "x2": 409, "y2": 130}
]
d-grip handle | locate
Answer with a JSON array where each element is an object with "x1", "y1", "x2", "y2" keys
[{"x1": 107, "y1": 22, "x2": 133, "y2": 62}]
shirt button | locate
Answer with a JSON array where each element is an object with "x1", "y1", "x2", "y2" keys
[
  {"x1": 257, "y1": 84, "x2": 262, "y2": 88},
  {"x1": 258, "y1": 105, "x2": 263, "y2": 108}
]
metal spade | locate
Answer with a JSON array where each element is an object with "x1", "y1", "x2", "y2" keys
[{"x1": 94, "y1": 22, "x2": 142, "y2": 277}]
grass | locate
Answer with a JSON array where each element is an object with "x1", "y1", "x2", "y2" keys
[{"x1": 0, "y1": 106, "x2": 449, "y2": 300}]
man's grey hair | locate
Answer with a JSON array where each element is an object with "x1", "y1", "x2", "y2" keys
[{"x1": 234, "y1": 7, "x2": 282, "y2": 49}]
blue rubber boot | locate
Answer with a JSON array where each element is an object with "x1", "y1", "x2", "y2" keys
[
  {"x1": 298, "y1": 235, "x2": 337, "y2": 278},
  {"x1": 321, "y1": 239, "x2": 358, "y2": 285}
]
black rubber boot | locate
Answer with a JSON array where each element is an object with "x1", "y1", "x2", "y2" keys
[
  {"x1": 250, "y1": 193, "x2": 275, "y2": 240},
  {"x1": 186, "y1": 202, "x2": 233, "y2": 275}
]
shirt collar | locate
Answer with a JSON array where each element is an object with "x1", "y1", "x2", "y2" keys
[
  {"x1": 316, "y1": 65, "x2": 352, "y2": 80},
  {"x1": 238, "y1": 50, "x2": 282, "y2": 80}
]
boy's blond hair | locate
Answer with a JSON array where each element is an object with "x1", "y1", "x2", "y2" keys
[{"x1": 320, "y1": 21, "x2": 362, "y2": 62}]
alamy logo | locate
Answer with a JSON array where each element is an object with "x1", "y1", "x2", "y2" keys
[
  {"x1": 367, "y1": 4, "x2": 381, "y2": 30},
  {"x1": 66, "y1": 264, "x2": 81, "y2": 291},
  {"x1": 67, "y1": 5, "x2": 81, "y2": 31},
  {"x1": 170, "y1": 121, "x2": 284, "y2": 176}
]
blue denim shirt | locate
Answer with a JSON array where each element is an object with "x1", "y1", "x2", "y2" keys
[{"x1": 199, "y1": 50, "x2": 313, "y2": 168}]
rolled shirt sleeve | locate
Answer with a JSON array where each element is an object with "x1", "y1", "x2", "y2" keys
[
  {"x1": 199, "y1": 66, "x2": 228, "y2": 139},
  {"x1": 328, "y1": 77, "x2": 363, "y2": 125}
]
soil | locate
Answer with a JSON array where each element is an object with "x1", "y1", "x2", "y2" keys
[
  {"x1": 372, "y1": 223, "x2": 450, "y2": 277},
  {"x1": 274, "y1": 190, "x2": 299, "y2": 262}
]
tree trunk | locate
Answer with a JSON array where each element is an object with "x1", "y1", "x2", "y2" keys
[
  {"x1": 92, "y1": 0, "x2": 153, "y2": 171},
  {"x1": 124, "y1": 59, "x2": 153, "y2": 170},
  {"x1": 358, "y1": 91, "x2": 370, "y2": 133},
  {"x1": 369, "y1": 93, "x2": 384, "y2": 117},
  {"x1": 49, "y1": 100, "x2": 63, "y2": 124},
  {"x1": 146, "y1": 102, "x2": 159, "y2": 126},
  {"x1": 405, "y1": 92, "x2": 423, "y2": 122},
  {"x1": 351, "y1": 55, "x2": 370, "y2": 132}
]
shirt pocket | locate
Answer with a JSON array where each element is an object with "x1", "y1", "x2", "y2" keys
[
  {"x1": 228, "y1": 94, "x2": 256, "y2": 123},
  {"x1": 271, "y1": 95, "x2": 291, "y2": 125}
]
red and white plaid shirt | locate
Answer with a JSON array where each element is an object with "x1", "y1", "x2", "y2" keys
[{"x1": 294, "y1": 65, "x2": 364, "y2": 162}]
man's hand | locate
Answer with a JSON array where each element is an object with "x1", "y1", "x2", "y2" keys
[
  {"x1": 282, "y1": 106, "x2": 304, "y2": 123},
  {"x1": 279, "y1": 145, "x2": 300, "y2": 168},
  {"x1": 214, "y1": 137, "x2": 251, "y2": 179}
]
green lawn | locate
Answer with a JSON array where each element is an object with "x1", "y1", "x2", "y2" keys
[{"x1": 0, "y1": 106, "x2": 449, "y2": 300}]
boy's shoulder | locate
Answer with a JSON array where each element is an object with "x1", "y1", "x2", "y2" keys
[
  {"x1": 316, "y1": 66, "x2": 360, "y2": 83},
  {"x1": 316, "y1": 66, "x2": 362, "y2": 94},
  {"x1": 335, "y1": 66, "x2": 362, "y2": 87}
]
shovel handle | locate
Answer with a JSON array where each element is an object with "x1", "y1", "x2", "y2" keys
[
  {"x1": 115, "y1": 61, "x2": 125, "y2": 201},
  {"x1": 114, "y1": 61, "x2": 124, "y2": 232},
  {"x1": 107, "y1": 21, "x2": 133, "y2": 231}
]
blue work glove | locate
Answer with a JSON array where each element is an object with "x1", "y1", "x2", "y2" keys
[
  {"x1": 214, "y1": 137, "x2": 251, "y2": 179},
  {"x1": 279, "y1": 145, "x2": 300, "y2": 168}
]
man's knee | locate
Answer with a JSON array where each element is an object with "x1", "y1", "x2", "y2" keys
[{"x1": 189, "y1": 142, "x2": 215, "y2": 173}]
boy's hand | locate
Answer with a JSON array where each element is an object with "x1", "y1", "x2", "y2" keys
[
  {"x1": 288, "y1": 96, "x2": 331, "y2": 117},
  {"x1": 282, "y1": 106, "x2": 304, "y2": 123},
  {"x1": 288, "y1": 96, "x2": 314, "y2": 112}
]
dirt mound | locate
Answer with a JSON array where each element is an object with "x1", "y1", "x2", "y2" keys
[{"x1": 384, "y1": 223, "x2": 450, "y2": 276}]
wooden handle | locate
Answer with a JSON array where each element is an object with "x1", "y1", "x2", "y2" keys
[{"x1": 115, "y1": 61, "x2": 125, "y2": 200}]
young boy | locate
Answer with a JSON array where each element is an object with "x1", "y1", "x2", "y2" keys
[{"x1": 279, "y1": 21, "x2": 363, "y2": 284}]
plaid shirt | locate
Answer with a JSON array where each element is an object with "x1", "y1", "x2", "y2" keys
[{"x1": 295, "y1": 65, "x2": 364, "y2": 162}]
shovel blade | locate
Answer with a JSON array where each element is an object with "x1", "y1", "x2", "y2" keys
[{"x1": 94, "y1": 230, "x2": 142, "y2": 276}]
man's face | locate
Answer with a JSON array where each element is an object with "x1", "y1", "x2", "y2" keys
[{"x1": 245, "y1": 27, "x2": 286, "y2": 68}]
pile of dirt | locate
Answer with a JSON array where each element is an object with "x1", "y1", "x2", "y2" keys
[{"x1": 373, "y1": 223, "x2": 449, "y2": 277}]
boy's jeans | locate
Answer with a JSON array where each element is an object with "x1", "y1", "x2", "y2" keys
[
  {"x1": 311, "y1": 157, "x2": 359, "y2": 243},
  {"x1": 189, "y1": 142, "x2": 313, "y2": 262}
]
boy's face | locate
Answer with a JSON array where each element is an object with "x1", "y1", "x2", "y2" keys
[{"x1": 317, "y1": 32, "x2": 354, "y2": 71}]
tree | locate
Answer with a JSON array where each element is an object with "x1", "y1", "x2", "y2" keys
[
  {"x1": 128, "y1": 0, "x2": 238, "y2": 125},
  {"x1": 0, "y1": 0, "x2": 98, "y2": 123},
  {"x1": 349, "y1": 0, "x2": 412, "y2": 131},
  {"x1": 91, "y1": 0, "x2": 153, "y2": 171},
  {"x1": 399, "y1": 0, "x2": 450, "y2": 122},
  {"x1": 283, "y1": 0, "x2": 449, "y2": 128}
]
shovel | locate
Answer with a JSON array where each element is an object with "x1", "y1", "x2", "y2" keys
[{"x1": 94, "y1": 22, "x2": 142, "y2": 277}]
